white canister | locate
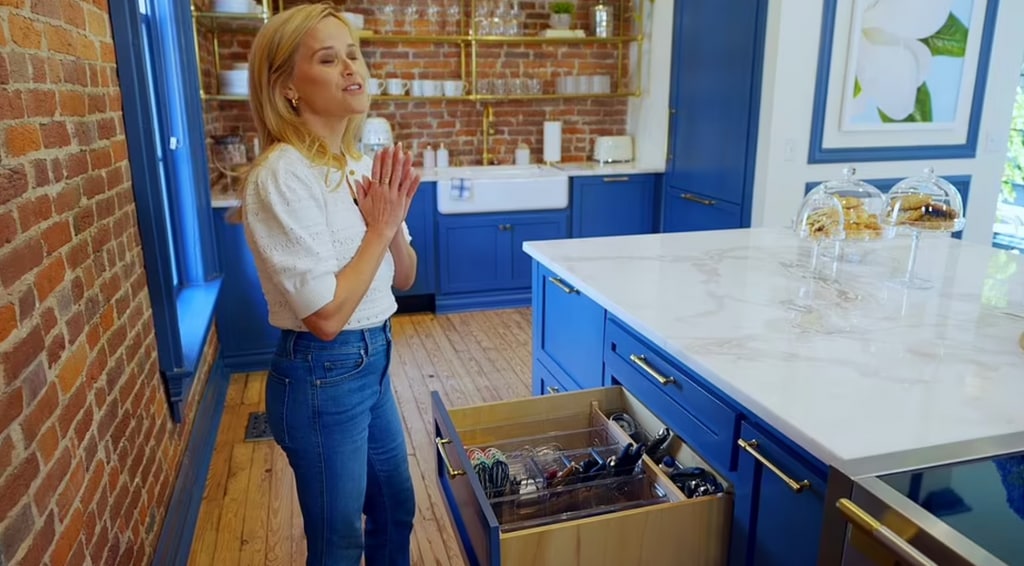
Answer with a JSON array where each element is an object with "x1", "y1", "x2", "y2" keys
[{"x1": 514, "y1": 143, "x2": 530, "y2": 166}]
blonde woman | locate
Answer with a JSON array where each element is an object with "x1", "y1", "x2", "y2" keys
[{"x1": 241, "y1": 3, "x2": 419, "y2": 564}]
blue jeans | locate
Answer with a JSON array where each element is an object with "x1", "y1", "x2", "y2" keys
[{"x1": 265, "y1": 319, "x2": 415, "y2": 566}]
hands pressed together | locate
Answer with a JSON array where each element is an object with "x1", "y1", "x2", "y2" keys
[{"x1": 353, "y1": 143, "x2": 421, "y2": 239}]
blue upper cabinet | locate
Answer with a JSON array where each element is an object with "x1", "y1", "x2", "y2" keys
[
  {"x1": 396, "y1": 181, "x2": 436, "y2": 296},
  {"x1": 665, "y1": 0, "x2": 769, "y2": 227},
  {"x1": 571, "y1": 175, "x2": 656, "y2": 238}
]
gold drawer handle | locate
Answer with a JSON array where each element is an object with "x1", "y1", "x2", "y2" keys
[
  {"x1": 548, "y1": 276, "x2": 578, "y2": 294},
  {"x1": 435, "y1": 437, "x2": 466, "y2": 479},
  {"x1": 737, "y1": 438, "x2": 810, "y2": 493},
  {"x1": 681, "y1": 193, "x2": 716, "y2": 206},
  {"x1": 837, "y1": 499, "x2": 936, "y2": 566},
  {"x1": 628, "y1": 354, "x2": 675, "y2": 385},
  {"x1": 546, "y1": 385, "x2": 560, "y2": 394},
  {"x1": 602, "y1": 176, "x2": 630, "y2": 182}
]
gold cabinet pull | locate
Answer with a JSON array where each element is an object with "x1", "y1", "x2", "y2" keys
[
  {"x1": 737, "y1": 438, "x2": 810, "y2": 493},
  {"x1": 628, "y1": 354, "x2": 675, "y2": 385},
  {"x1": 435, "y1": 437, "x2": 466, "y2": 479},
  {"x1": 548, "y1": 276, "x2": 578, "y2": 294},
  {"x1": 546, "y1": 385, "x2": 560, "y2": 394},
  {"x1": 836, "y1": 499, "x2": 936, "y2": 566},
  {"x1": 602, "y1": 176, "x2": 630, "y2": 182},
  {"x1": 681, "y1": 193, "x2": 716, "y2": 206}
]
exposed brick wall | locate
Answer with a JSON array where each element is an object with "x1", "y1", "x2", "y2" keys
[
  {"x1": 201, "y1": 0, "x2": 635, "y2": 197},
  {"x1": 0, "y1": 3, "x2": 218, "y2": 565}
]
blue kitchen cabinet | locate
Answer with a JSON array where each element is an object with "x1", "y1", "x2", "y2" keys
[
  {"x1": 533, "y1": 358, "x2": 576, "y2": 396},
  {"x1": 665, "y1": 0, "x2": 767, "y2": 224},
  {"x1": 437, "y1": 210, "x2": 568, "y2": 312},
  {"x1": 530, "y1": 263, "x2": 606, "y2": 393},
  {"x1": 396, "y1": 181, "x2": 436, "y2": 297},
  {"x1": 212, "y1": 208, "x2": 280, "y2": 372},
  {"x1": 571, "y1": 175, "x2": 656, "y2": 238},
  {"x1": 731, "y1": 420, "x2": 827, "y2": 566},
  {"x1": 661, "y1": 186, "x2": 743, "y2": 233}
]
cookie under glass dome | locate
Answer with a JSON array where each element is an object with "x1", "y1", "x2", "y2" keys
[
  {"x1": 882, "y1": 167, "x2": 966, "y2": 233},
  {"x1": 802, "y1": 166, "x2": 892, "y2": 242},
  {"x1": 882, "y1": 168, "x2": 967, "y2": 289}
]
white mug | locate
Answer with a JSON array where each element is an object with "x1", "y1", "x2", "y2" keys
[
  {"x1": 385, "y1": 78, "x2": 409, "y2": 95},
  {"x1": 423, "y1": 80, "x2": 443, "y2": 97},
  {"x1": 366, "y1": 77, "x2": 385, "y2": 95},
  {"x1": 410, "y1": 79, "x2": 428, "y2": 97},
  {"x1": 443, "y1": 80, "x2": 467, "y2": 97}
]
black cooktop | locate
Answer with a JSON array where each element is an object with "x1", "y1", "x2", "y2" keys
[{"x1": 879, "y1": 450, "x2": 1024, "y2": 565}]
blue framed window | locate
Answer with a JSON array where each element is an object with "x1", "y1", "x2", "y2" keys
[{"x1": 110, "y1": 0, "x2": 222, "y2": 422}]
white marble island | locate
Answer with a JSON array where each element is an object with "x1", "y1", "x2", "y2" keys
[{"x1": 523, "y1": 227, "x2": 1024, "y2": 477}]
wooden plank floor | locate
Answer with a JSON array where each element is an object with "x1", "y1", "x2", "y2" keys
[{"x1": 188, "y1": 308, "x2": 534, "y2": 566}]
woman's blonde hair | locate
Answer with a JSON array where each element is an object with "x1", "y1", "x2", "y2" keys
[{"x1": 246, "y1": 2, "x2": 367, "y2": 178}]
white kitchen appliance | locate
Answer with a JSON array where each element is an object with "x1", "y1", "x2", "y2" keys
[
  {"x1": 592, "y1": 135, "x2": 634, "y2": 163},
  {"x1": 360, "y1": 117, "x2": 393, "y2": 157}
]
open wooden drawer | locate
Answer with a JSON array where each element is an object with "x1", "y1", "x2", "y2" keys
[{"x1": 432, "y1": 386, "x2": 733, "y2": 566}]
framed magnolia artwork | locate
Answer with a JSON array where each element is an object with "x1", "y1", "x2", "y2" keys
[{"x1": 809, "y1": 0, "x2": 1000, "y2": 162}]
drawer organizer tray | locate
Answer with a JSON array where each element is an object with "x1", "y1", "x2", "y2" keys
[
  {"x1": 464, "y1": 417, "x2": 670, "y2": 532},
  {"x1": 433, "y1": 386, "x2": 733, "y2": 566}
]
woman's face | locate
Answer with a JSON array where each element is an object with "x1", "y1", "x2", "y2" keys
[{"x1": 287, "y1": 16, "x2": 369, "y2": 122}]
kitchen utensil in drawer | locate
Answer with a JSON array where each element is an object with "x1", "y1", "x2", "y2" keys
[
  {"x1": 432, "y1": 386, "x2": 733, "y2": 565},
  {"x1": 593, "y1": 135, "x2": 633, "y2": 163}
]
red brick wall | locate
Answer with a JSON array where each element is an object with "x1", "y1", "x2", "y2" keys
[
  {"x1": 0, "y1": 3, "x2": 218, "y2": 564},
  {"x1": 202, "y1": 0, "x2": 634, "y2": 196}
]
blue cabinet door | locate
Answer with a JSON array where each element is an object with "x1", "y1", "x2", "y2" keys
[
  {"x1": 662, "y1": 187, "x2": 743, "y2": 233},
  {"x1": 666, "y1": 0, "x2": 767, "y2": 217},
  {"x1": 439, "y1": 211, "x2": 569, "y2": 295},
  {"x1": 534, "y1": 265, "x2": 605, "y2": 391},
  {"x1": 731, "y1": 421, "x2": 826, "y2": 566},
  {"x1": 396, "y1": 181, "x2": 436, "y2": 296},
  {"x1": 532, "y1": 358, "x2": 577, "y2": 396},
  {"x1": 212, "y1": 209, "x2": 279, "y2": 371},
  {"x1": 571, "y1": 175, "x2": 656, "y2": 238},
  {"x1": 437, "y1": 214, "x2": 507, "y2": 294},
  {"x1": 508, "y1": 213, "x2": 569, "y2": 289}
]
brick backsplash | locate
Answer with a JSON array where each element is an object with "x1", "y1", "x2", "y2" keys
[
  {"x1": 202, "y1": 0, "x2": 637, "y2": 194},
  {"x1": 0, "y1": 2, "x2": 218, "y2": 564}
]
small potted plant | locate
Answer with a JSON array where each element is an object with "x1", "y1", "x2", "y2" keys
[{"x1": 549, "y1": 1, "x2": 575, "y2": 30}]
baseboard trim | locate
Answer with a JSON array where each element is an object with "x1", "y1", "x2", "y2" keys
[
  {"x1": 435, "y1": 289, "x2": 532, "y2": 314},
  {"x1": 152, "y1": 359, "x2": 231, "y2": 566},
  {"x1": 221, "y1": 350, "x2": 274, "y2": 374}
]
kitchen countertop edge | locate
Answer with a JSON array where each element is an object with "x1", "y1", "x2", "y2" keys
[{"x1": 210, "y1": 163, "x2": 665, "y2": 208}]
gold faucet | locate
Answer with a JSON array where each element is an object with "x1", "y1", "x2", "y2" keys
[{"x1": 482, "y1": 104, "x2": 498, "y2": 166}]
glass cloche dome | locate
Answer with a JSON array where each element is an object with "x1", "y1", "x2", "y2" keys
[
  {"x1": 881, "y1": 167, "x2": 966, "y2": 233},
  {"x1": 796, "y1": 167, "x2": 892, "y2": 242}
]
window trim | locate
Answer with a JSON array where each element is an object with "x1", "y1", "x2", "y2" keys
[{"x1": 109, "y1": 0, "x2": 222, "y2": 423}]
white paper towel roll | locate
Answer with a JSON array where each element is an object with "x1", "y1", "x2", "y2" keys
[{"x1": 543, "y1": 120, "x2": 562, "y2": 163}]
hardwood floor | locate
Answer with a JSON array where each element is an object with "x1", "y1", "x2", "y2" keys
[{"x1": 188, "y1": 308, "x2": 534, "y2": 566}]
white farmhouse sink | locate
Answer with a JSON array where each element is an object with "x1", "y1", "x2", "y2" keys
[{"x1": 435, "y1": 165, "x2": 569, "y2": 214}]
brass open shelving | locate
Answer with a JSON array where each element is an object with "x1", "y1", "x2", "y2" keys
[{"x1": 191, "y1": 0, "x2": 645, "y2": 101}]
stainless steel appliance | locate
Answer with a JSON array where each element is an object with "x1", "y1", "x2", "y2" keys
[{"x1": 819, "y1": 442, "x2": 1024, "y2": 565}]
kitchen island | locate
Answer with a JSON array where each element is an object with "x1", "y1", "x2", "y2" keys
[{"x1": 521, "y1": 227, "x2": 1024, "y2": 565}]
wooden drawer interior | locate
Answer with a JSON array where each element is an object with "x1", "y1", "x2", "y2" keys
[{"x1": 437, "y1": 386, "x2": 733, "y2": 565}]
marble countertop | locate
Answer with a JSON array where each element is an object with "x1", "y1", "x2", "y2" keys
[
  {"x1": 210, "y1": 161, "x2": 664, "y2": 208},
  {"x1": 523, "y1": 228, "x2": 1024, "y2": 476}
]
